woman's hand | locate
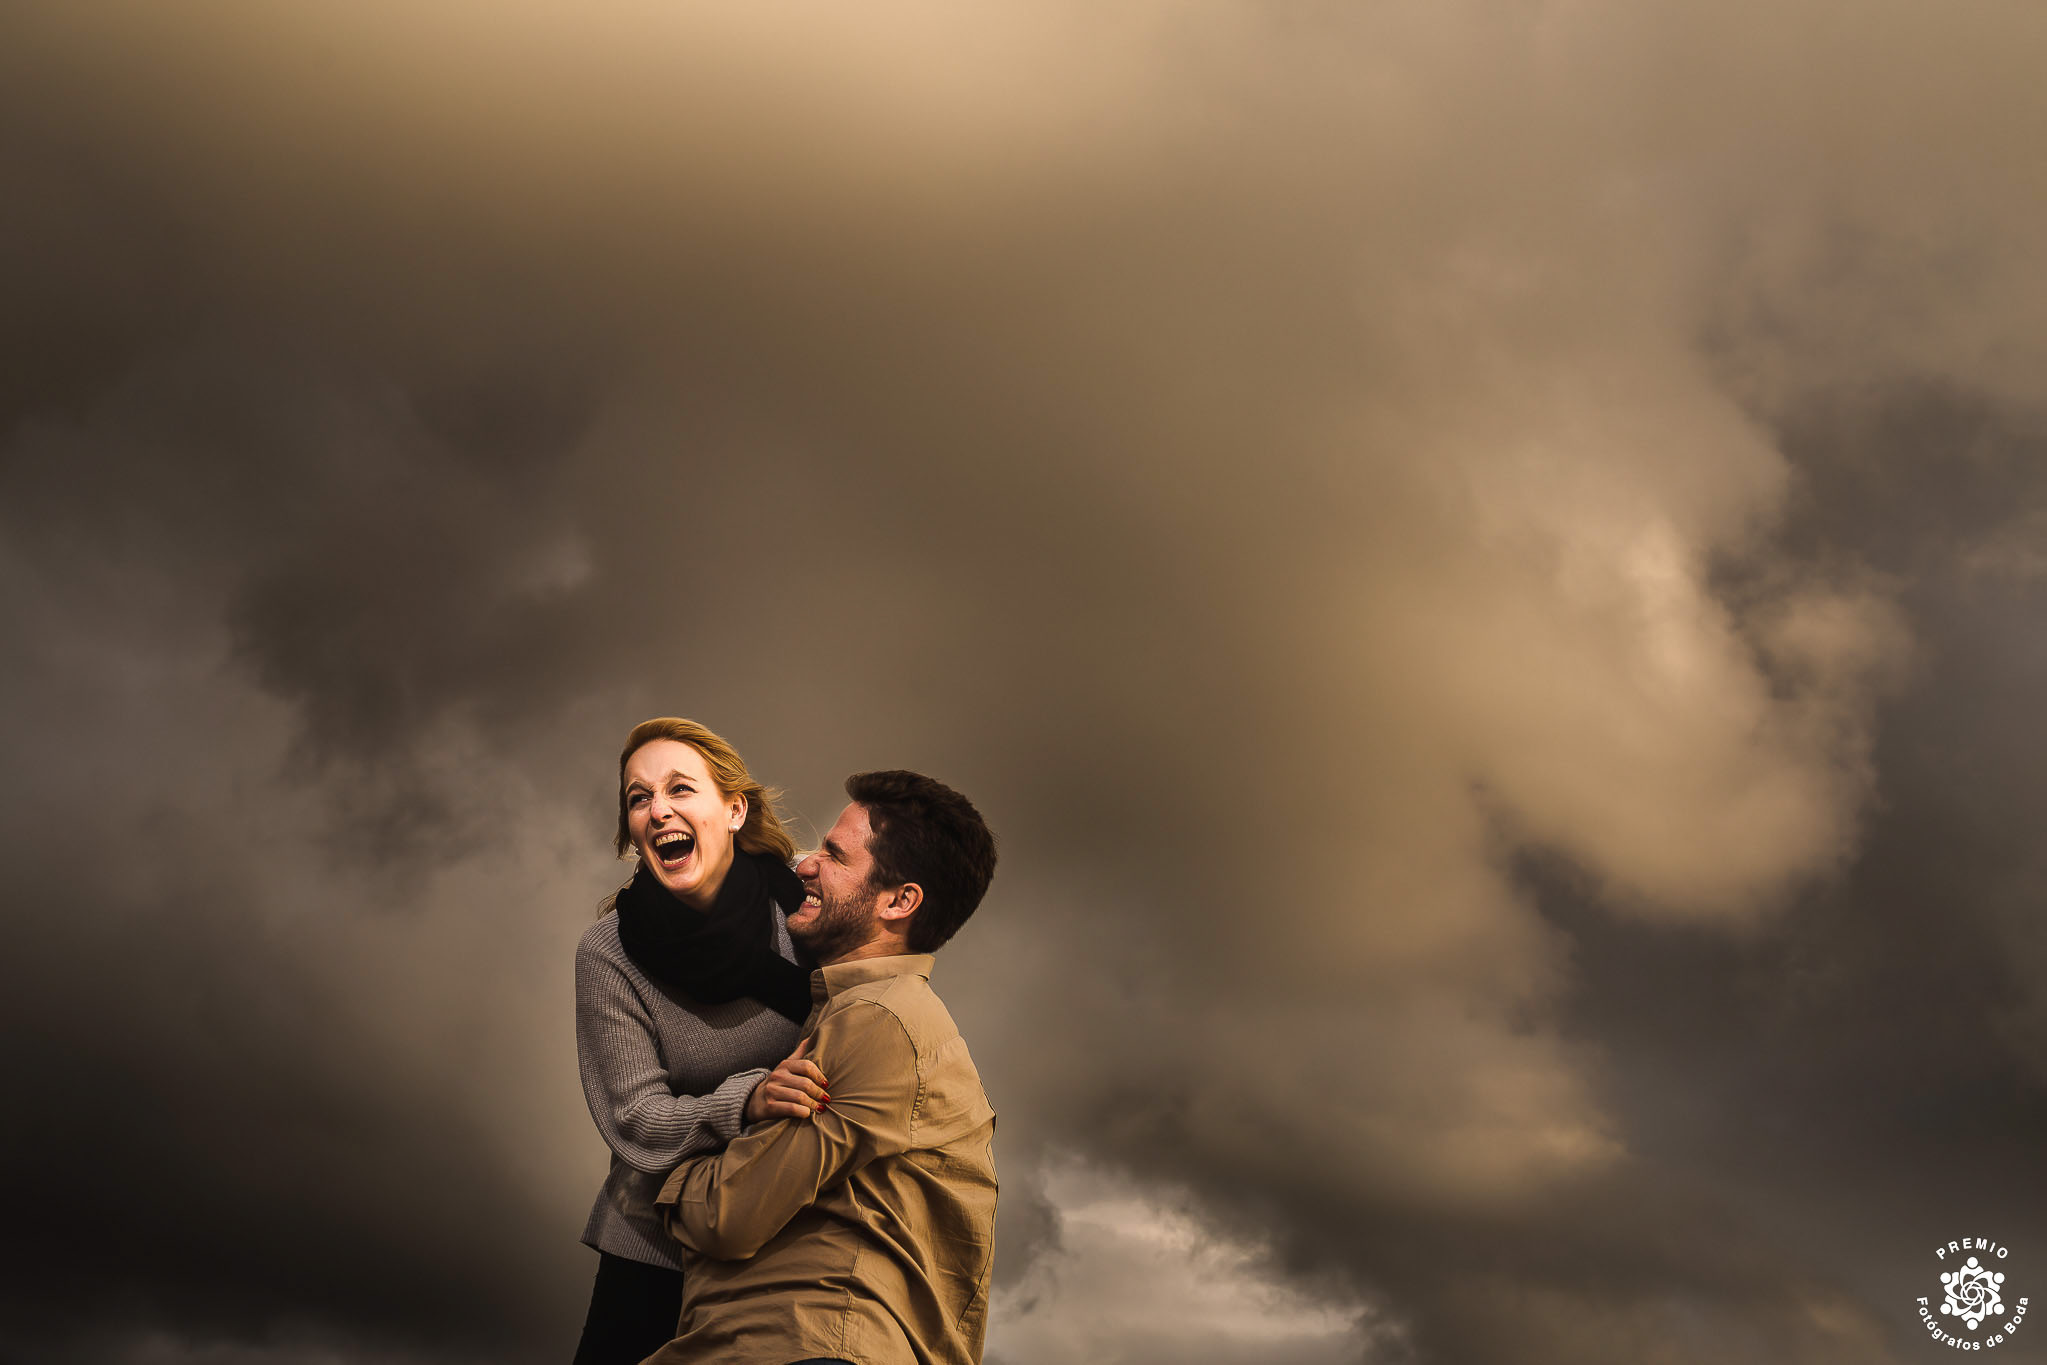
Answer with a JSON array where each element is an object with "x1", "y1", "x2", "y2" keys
[{"x1": 744, "y1": 1036, "x2": 830, "y2": 1124}]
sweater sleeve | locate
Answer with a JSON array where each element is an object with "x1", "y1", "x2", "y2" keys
[{"x1": 575, "y1": 932, "x2": 769, "y2": 1174}]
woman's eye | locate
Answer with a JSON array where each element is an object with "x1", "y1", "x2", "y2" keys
[{"x1": 628, "y1": 793, "x2": 648, "y2": 807}]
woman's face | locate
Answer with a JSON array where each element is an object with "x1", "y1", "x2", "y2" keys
[{"x1": 622, "y1": 739, "x2": 746, "y2": 910}]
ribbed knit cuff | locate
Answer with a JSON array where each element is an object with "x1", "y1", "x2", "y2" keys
[{"x1": 705, "y1": 1067, "x2": 768, "y2": 1145}]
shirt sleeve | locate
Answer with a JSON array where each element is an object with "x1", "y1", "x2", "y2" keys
[
  {"x1": 654, "y1": 996, "x2": 918, "y2": 1260},
  {"x1": 576, "y1": 934, "x2": 769, "y2": 1174}
]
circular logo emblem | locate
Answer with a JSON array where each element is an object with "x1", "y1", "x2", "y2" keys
[{"x1": 1918, "y1": 1238, "x2": 2028, "y2": 1351}]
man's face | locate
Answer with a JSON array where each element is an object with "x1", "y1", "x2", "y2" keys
[{"x1": 790, "y1": 803, "x2": 888, "y2": 963}]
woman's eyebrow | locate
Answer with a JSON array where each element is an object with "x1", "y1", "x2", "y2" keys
[{"x1": 627, "y1": 770, "x2": 693, "y2": 792}]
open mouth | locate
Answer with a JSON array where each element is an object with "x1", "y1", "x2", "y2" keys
[{"x1": 653, "y1": 830, "x2": 695, "y2": 869}]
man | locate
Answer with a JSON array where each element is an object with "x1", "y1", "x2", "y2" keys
[{"x1": 644, "y1": 769, "x2": 1001, "y2": 1365}]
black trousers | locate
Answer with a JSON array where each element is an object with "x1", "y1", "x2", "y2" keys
[{"x1": 572, "y1": 1251, "x2": 684, "y2": 1365}]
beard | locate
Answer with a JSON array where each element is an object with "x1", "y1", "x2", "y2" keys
[{"x1": 789, "y1": 884, "x2": 874, "y2": 964}]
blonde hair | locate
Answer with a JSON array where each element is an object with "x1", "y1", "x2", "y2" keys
[{"x1": 613, "y1": 717, "x2": 798, "y2": 864}]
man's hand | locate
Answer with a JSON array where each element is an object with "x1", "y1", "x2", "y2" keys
[{"x1": 743, "y1": 1036, "x2": 830, "y2": 1124}]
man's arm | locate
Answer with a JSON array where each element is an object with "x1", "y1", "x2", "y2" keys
[{"x1": 655, "y1": 997, "x2": 919, "y2": 1260}]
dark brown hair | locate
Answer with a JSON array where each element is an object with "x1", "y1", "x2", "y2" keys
[{"x1": 845, "y1": 769, "x2": 997, "y2": 952}]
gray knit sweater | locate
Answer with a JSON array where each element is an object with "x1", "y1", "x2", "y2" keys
[{"x1": 575, "y1": 896, "x2": 805, "y2": 1268}]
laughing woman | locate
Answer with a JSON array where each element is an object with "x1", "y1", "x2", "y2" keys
[{"x1": 572, "y1": 717, "x2": 827, "y2": 1365}]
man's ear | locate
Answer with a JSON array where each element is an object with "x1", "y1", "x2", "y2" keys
[{"x1": 877, "y1": 882, "x2": 924, "y2": 925}]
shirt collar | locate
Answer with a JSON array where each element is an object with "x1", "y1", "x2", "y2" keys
[{"x1": 808, "y1": 953, "x2": 935, "y2": 1005}]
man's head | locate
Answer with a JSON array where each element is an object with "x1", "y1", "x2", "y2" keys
[{"x1": 788, "y1": 770, "x2": 998, "y2": 964}]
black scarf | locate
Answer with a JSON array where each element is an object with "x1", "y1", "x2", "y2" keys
[{"x1": 613, "y1": 848, "x2": 815, "y2": 1023}]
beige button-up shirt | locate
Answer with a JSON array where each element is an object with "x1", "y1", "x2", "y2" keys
[{"x1": 649, "y1": 954, "x2": 998, "y2": 1365}]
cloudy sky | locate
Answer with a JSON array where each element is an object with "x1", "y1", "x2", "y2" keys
[{"x1": 5, "y1": 2, "x2": 2046, "y2": 1362}]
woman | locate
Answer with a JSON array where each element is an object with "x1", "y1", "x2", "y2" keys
[{"x1": 573, "y1": 717, "x2": 828, "y2": 1365}]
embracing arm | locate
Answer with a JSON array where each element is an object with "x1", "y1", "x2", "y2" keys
[
  {"x1": 575, "y1": 934, "x2": 767, "y2": 1174},
  {"x1": 656, "y1": 998, "x2": 917, "y2": 1259}
]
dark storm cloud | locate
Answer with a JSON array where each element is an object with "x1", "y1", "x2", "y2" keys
[{"x1": 5, "y1": 2, "x2": 2047, "y2": 1363}]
